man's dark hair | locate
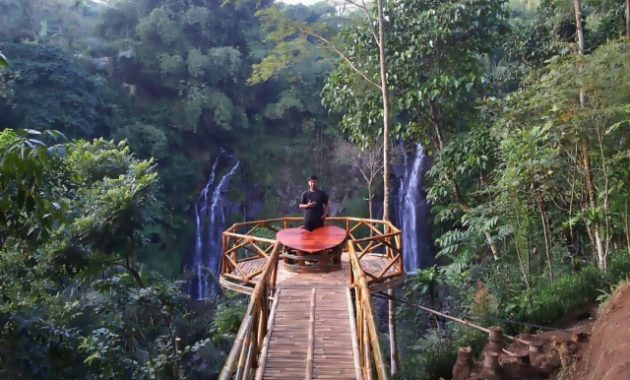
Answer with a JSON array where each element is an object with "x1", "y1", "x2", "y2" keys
[{"x1": 309, "y1": 175, "x2": 318, "y2": 181}]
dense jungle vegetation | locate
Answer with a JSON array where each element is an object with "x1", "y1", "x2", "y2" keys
[{"x1": 0, "y1": 0, "x2": 629, "y2": 379}]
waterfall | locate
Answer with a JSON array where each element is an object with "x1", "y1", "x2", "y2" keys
[
  {"x1": 398, "y1": 143, "x2": 433, "y2": 272},
  {"x1": 190, "y1": 151, "x2": 240, "y2": 300}
]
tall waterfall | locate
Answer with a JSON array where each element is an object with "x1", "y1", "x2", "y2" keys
[
  {"x1": 190, "y1": 151, "x2": 240, "y2": 300},
  {"x1": 398, "y1": 143, "x2": 433, "y2": 272}
]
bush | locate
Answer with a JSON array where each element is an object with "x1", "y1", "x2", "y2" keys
[
  {"x1": 397, "y1": 325, "x2": 485, "y2": 380},
  {"x1": 515, "y1": 266, "x2": 604, "y2": 326},
  {"x1": 607, "y1": 250, "x2": 630, "y2": 285},
  {"x1": 398, "y1": 341, "x2": 457, "y2": 380}
]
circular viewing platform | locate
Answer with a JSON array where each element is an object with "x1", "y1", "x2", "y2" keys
[{"x1": 219, "y1": 217, "x2": 405, "y2": 294}]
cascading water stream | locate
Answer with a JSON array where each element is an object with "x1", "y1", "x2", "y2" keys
[
  {"x1": 398, "y1": 143, "x2": 433, "y2": 272},
  {"x1": 190, "y1": 151, "x2": 240, "y2": 300}
]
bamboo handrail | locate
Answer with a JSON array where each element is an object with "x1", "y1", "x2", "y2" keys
[
  {"x1": 219, "y1": 242, "x2": 281, "y2": 380},
  {"x1": 221, "y1": 217, "x2": 403, "y2": 292},
  {"x1": 348, "y1": 241, "x2": 389, "y2": 380},
  {"x1": 223, "y1": 231, "x2": 277, "y2": 244},
  {"x1": 352, "y1": 231, "x2": 401, "y2": 244}
]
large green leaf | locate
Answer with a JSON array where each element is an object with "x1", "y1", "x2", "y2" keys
[{"x1": 0, "y1": 52, "x2": 8, "y2": 67}]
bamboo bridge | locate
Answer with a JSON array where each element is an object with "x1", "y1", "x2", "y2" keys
[{"x1": 218, "y1": 217, "x2": 405, "y2": 380}]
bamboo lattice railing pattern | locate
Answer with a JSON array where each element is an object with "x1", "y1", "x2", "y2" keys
[
  {"x1": 348, "y1": 240, "x2": 389, "y2": 380},
  {"x1": 220, "y1": 217, "x2": 404, "y2": 292},
  {"x1": 218, "y1": 242, "x2": 281, "y2": 380}
]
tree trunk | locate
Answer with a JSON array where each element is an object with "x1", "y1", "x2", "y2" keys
[
  {"x1": 377, "y1": 0, "x2": 391, "y2": 222},
  {"x1": 513, "y1": 205, "x2": 531, "y2": 290},
  {"x1": 534, "y1": 191, "x2": 554, "y2": 280},
  {"x1": 626, "y1": 0, "x2": 630, "y2": 38},
  {"x1": 376, "y1": 1, "x2": 397, "y2": 375},
  {"x1": 573, "y1": 0, "x2": 607, "y2": 270},
  {"x1": 582, "y1": 140, "x2": 607, "y2": 270},
  {"x1": 596, "y1": 125, "x2": 612, "y2": 257},
  {"x1": 573, "y1": 0, "x2": 585, "y2": 54},
  {"x1": 367, "y1": 185, "x2": 374, "y2": 220}
]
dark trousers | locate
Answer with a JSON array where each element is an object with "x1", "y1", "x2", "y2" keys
[{"x1": 304, "y1": 219, "x2": 323, "y2": 231}]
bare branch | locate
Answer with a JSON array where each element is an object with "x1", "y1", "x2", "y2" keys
[
  {"x1": 337, "y1": 0, "x2": 381, "y2": 46},
  {"x1": 301, "y1": 27, "x2": 382, "y2": 91}
]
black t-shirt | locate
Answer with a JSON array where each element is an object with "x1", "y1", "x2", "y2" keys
[{"x1": 301, "y1": 189, "x2": 329, "y2": 225}]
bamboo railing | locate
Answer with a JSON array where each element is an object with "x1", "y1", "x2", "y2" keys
[
  {"x1": 218, "y1": 242, "x2": 281, "y2": 380},
  {"x1": 220, "y1": 217, "x2": 404, "y2": 293},
  {"x1": 331, "y1": 217, "x2": 403, "y2": 291},
  {"x1": 348, "y1": 240, "x2": 389, "y2": 380},
  {"x1": 220, "y1": 220, "x2": 283, "y2": 294}
]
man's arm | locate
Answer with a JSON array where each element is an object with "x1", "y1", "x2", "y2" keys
[
  {"x1": 322, "y1": 193, "x2": 330, "y2": 219},
  {"x1": 299, "y1": 192, "x2": 314, "y2": 209}
]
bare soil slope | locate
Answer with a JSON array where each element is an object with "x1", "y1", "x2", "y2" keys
[
  {"x1": 452, "y1": 282, "x2": 630, "y2": 379},
  {"x1": 571, "y1": 281, "x2": 630, "y2": 380}
]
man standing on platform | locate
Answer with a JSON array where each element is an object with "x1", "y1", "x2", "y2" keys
[{"x1": 299, "y1": 175, "x2": 329, "y2": 231}]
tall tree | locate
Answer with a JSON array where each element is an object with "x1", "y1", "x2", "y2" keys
[
  {"x1": 252, "y1": 1, "x2": 393, "y2": 220},
  {"x1": 323, "y1": 0, "x2": 509, "y2": 261},
  {"x1": 573, "y1": 0, "x2": 609, "y2": 270}
]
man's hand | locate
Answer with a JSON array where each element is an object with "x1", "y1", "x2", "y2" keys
[{"x1": 300, "y1": 201, "x2": 316, "y2": 209}]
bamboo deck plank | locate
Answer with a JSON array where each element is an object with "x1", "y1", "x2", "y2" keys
[
  {"x1": 360, "y1": 256, "x2": 399, "y2": 277},
  {"x1": 259, "y1": 258, "x2": 362, "y2": 380},
  {"x1": 252, "y1": 251, "x2": 400, "y2": 379},
  {"x1": 232, "y1": 257, "x2": 267, "y2": 279}
]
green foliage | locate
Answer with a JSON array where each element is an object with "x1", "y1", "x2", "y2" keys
[
  {"x1": 209, "y1": 292, "x2": 247, "y2": 347},
  {"x1": 0, "y1": 130, "x2": 222, "y2": 378},
  {"x1": 0, "y1": 43, "x2": 114, "y2": 137},
  {"x1": 136, "y1": 7, "x2": 181, "y2": 46},
  {"x1": 398, "y1": 324, "x2": 486, "y2": 380},
  {"x1": 0, "y1": 129, "x2": 65, "y2": 245},
  {"x1": 0, "y1": 52, "x2": 7, "y2": 67},
  {"x1": 322, "y1": 0, "x2": 509, "y2": 147},
  {"x1": 398, "y1": 338, "x2": 457, "y2": 380},
  {"x1": 118, "y1": 122, "x2": 169, "y2": 160},
  {"x1": 607, "y1": 250, "x2": 630, "y2": 285},
  {"x1": 508, "y1": 267, "x2": 604, "y2": 326}
]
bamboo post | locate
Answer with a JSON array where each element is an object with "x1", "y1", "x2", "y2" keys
[
  {"x1": 257, "y1": 293, "x2": 268, "y2": 350},
  {"x1": 241, "y1": 331, "x2": 256, "y2": 380},
  {"x1": 224, "y1": 315, "x2": 252, "y2": 380},
  {"x1": 363, "y1": 309, "x2": 373, "y2": 380},
  {"x1": 346, "y1": 288, "x2": 364, "y2": 380},
  {"x1": 306, "y1": 288, "x2": 316, "y2": 380}
]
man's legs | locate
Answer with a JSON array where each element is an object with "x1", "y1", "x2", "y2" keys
[{"x1": 304, "y1": 219, "x2": 323, "y2": 231}]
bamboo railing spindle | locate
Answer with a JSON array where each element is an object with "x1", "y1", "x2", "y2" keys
[
  {"x1": 306, "y1": 288, "x2": 316, "y2": 380},
  {"x1": 363, "y1": 309, "x2": 373, "y2": 380},
  {"x1": 233, "y1": 315, "x2": 253, "y2": 380},
  {"x1": 241, "y1": 328, "x2": 256, "y2": 380}
]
